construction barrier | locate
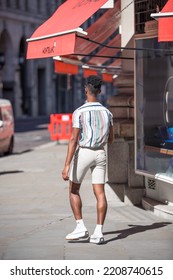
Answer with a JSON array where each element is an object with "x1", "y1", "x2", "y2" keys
[{"x1": 48, "y1": 114, "x2": 72, "y2": 141}]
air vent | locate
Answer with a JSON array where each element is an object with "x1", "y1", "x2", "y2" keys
[{"x1": 147, "y1": 178, "x2": 156, "y2": 190}]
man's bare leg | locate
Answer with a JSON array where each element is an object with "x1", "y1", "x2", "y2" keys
[
  {"x1": 93, "y1": 183, "x2": 107, "y2": 224},
  {"x1": 66, "y1": 181, "x2": 88, "y2": 240},
  {"x1": 90, "y1": 183, "x2": 107, "y2": 244},
  {"x1": 69, "y1": 181, "x2": 82, "y2": 220}
]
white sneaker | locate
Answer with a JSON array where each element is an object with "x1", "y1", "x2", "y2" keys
[
  {"x1": 66, "y1": 230, "x2": 89, "y2": 240},
  {"x1": 89, "y1": 234, "x2": 105, "y2": 244}
]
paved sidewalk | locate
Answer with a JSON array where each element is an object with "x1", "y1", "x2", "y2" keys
[{"x1": 0, "y1": 143, "x2": 173, "y2": 260}]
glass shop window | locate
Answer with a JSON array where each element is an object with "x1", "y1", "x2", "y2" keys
[{"x1": 135, "y1": 37, "x2": 173, "y2": 182}]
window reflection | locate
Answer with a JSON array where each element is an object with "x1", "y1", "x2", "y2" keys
[{"x1": 136, "y1": 37, "x2": 173, "y2": 181}]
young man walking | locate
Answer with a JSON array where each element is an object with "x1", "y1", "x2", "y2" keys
[{"x1": 62, "y1": 76, "x2": 113, "y2": 244}]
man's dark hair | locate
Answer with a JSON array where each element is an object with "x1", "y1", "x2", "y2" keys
[{"x1": 85, "y1": 75, "x2": 102, "y2": 95}]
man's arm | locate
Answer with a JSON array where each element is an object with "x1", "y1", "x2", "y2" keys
[
  {"x1": 108, "y1": 125, "x2": 114, "y2": 144},
  {"x1": 62, "y1": 127, "x2": 80, "y2": 181}
]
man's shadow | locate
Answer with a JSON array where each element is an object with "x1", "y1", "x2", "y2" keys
[
  {"x1": 103, "y1": 222, "x2": 172, "y2": 244},
  {"x1": 67, "y1": 222, "x2": 172, "y2": 244}
]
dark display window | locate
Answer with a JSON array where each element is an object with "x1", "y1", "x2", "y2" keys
[{"x1": 135, "y1": 37, "x2": 173, "y2": 182}]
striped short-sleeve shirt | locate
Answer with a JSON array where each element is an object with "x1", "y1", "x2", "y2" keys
[{"x1": 72, "y1": 102, "x2": 113, "y2": 148}]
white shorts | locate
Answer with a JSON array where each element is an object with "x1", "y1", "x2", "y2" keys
[{"x1": 69, "y1": 147, "x2": 106, "y2": 184}]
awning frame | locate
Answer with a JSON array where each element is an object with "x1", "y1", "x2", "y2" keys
[
  {"x1": 26, "y1": 28, "x2": 87, "y2": 42},
  {"x1": 151, "y1": 12, "x2": 173, "y2": 20},
  {"x1": 53, "y1": 56, "x2": 83, "y2": 66},
  {"x1": 54, "y1": 56, "x2": 121, "y2": 72}
]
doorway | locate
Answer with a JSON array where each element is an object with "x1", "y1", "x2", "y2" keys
[{"x1": 37, "y1": 68, "x2": 46, "y2": 115}]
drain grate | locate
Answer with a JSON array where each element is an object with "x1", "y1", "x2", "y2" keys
[{"x1": 147, "y1": 178, "x2": 156, "y2": 190}]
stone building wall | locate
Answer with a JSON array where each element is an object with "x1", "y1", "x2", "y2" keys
[
  {"x1": 105, "y1": 0, "x2": 145, "y2": 205},
  {"x1": 0, "y1": 0, "x2": 63, "y2": 117},
  {"x1": 106, "y1": 71, "x2": 145, "y2": 205}
]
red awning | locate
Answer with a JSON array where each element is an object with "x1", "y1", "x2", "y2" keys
[
  {"x1": 74, "y1": 0, "x2": 120, "y2": 58},
  {"x1": 102, "y1": 73, "x2": 113, "y2": 82},
  {"x1": 26, "y1": 0, "x2": 109, "y2": 59},
  {"x1": 54, "y1": 61, "x2": 79, "y2": 75},
  {"x1": 83, "y1": 69, "x2": 98, "y2": 78},
  {"x1": 158, "y1": 0, "x2": 173, "y2": 42},
  {"x1": 109, "y1": 58, "x2": 121, "y2": 68},
  {"x1": 87, "y1": 34, "x2": 121, "y2": 65}
]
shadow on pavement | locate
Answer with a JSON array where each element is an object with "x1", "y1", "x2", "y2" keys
[
  {"x1": 12, "y1": 149, "x2": 33, "y2": 155},
  {"x1": 68, "y1": 239, "x2": 90, "y2": 244},
  {"x1": 67, "y1": 238, "x2": 106, "y2": 245},
  {"x1": 0, "y1": 170, "x2": 24, "y2": 176},
  {"x1": 103, "y1": 222, "x2": 172, "y2": 243},
  {"x1": 0, "y1": 149, "x2": 33, "y2": 158},
  {"x1": 66, "y1": 222, "x2": 172, "y2": 245},
  {"x1": 15, "y1": 117, "x2": 49, "y2": 133}
]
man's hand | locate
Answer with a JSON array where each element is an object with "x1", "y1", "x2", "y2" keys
[{"x1": 62, "y1": 165, "x2": 70, "y2": 181}]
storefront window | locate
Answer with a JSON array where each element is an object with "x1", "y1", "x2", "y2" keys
[
  {"x1": 15, "y1": 0, "x2": 20, "y2": 9},
  {"x1": 24, "y1": 0, "x2": 28, "y2": 11},
  {"x1": 135, "y1": 37, "x2": 173, "y2": 182}
]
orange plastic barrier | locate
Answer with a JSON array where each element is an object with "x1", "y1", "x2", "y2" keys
[{"x1": 48, "y1": 114, "x2": 72, "y2": 141}]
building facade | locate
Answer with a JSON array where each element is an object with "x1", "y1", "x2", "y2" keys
[
  {"x1": 0, "y1": 0, "x2": 113, "y2": 117},
  {"x1": 0, "y1": 0, "x2": 62, "y2": 116},
  {"x1": 2, "y1": 0, "x2": 172, "y2": 219}
]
